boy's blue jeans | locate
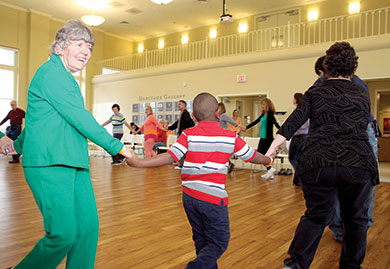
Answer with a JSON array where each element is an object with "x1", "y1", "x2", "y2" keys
[{"x1": 183, "y1": 193, "x2": 230, "y2": 269}]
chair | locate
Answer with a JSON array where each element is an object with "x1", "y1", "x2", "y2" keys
[
  {"x1": 122, "y1": 133, "x2": 133, "y2": 146},
  {"x1": 275, "y1": 140, "x2": 291, "y2": 172},
  {"x1": 243, "y1": 137, "x2": 261, "y2": 171},
  {"x1": 156, "y1": 134, "x2": 177, "y2": 154},
  {"x1": 132, "y1": 134, "x2": 145, "y2": 157},
  {"x1": 88, "y1": 141, "x2": 109, "y2": 158}
]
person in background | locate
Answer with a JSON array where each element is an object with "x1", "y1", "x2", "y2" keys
[
  {"x1": 243, "y1": 98, "x2": 280, "y2": 179},
  {"x1": 129, "y1": 122, "x2": 140, "y2": 134},
  {"x1": 314, "y1": 55, "x2": 378, "y2": 243},
  {"x1": 0, "y1": 100, "x2": 25, "y2": 163},
  {"x1": 153, "y1": 120, "x2": 168, "y2": 153},
  {"x1": 124, "y1": 92, "x2": 272, "y2": 269},
  {"x1": 135, "y1": 105, "x2": 166, "y2": 159},
  {"x1": 8, "y1": 20, "x2": 130, "y2": 269},
  {"x1": 267, "y1": 42, "x2": 378, "y2": 269},
  {"x1": 102, "y1": 104, "x2": 132, "y2": 165},
  {"x1": 217, "y1": 103, "x2": 246, "y2": 173},
  {"x1": 228, "y1": 109, "x2": 242, "y2": 134},
  {"x1": 217, "y1": 103, "x2": 244, "y2": 132},
  {"x1": 288, "y1": 93, "x2": 309, "y2": 186},
  {"x1": 168, "y1": 100, "x2": 195, "y2": 169}
]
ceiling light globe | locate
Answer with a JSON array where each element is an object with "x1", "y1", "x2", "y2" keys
[{"x1": 81, "y1": 15, "x2": 105, "y2": 26}]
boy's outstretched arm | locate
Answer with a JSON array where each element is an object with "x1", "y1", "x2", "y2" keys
[
  {"x1": 250, "y1": 152, "x2": 272, "y2": 166},
  {"x1": 123, "y1": 148, "x2": 175, "y2": 168}
]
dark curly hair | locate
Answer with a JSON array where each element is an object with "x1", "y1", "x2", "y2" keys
[{"x1": 324, "y1": 42, "x2": 358, "y2": 78}]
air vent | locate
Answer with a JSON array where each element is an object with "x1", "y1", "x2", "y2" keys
[
  {"x1": 285, "y1": 9, "x2": 299, "y2": 16},
  {"x1": 126, "y1": 8, "x2": 143, "y2": 15},
  {"x1": 120, "y1": 21, "x2": 129, "y2": 24},
  {"x1": 196, "y1": 0, "x2": 208, "y2": 3}
]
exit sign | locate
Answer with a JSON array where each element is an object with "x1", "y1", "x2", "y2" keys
[{"x1": 237, "y1": 74, "x2": 246, "y2": 83}]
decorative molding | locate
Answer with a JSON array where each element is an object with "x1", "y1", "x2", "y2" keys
[{"x1": 0, "y1": 1, "x2": 27, "y2": 12}]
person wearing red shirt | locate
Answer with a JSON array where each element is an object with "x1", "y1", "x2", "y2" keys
[
  {"x1": 0, "y1": 100, "x2": 25, "y2": 163},
  {"x1": 153, "y1": 120, "x2": 168, "y2": 153},
  {"x1": 125, "y1": 93, "x2": 272, "y2": 268}
]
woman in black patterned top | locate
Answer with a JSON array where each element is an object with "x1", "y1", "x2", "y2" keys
[{"x1": 266, "y1": 42, "x2": 378, "y2": 269}]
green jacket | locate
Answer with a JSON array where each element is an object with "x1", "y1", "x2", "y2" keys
[
  {"x1": 15, "y1": 54, "x2": 123, "y2": 169},
  {"x1": 0, "y1": 131, "x2": 4, "y2": 138}
]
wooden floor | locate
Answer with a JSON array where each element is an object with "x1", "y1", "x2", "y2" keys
[{"x1": 0, "y1": 157, "x2": 389, "y2": 269}]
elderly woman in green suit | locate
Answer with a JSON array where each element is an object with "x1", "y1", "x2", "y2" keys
[{"x1": 8, "y1": 20, "x2": 128, "y2": 269}]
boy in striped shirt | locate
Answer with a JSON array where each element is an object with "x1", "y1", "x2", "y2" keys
[{"x1": 125, "y1": 93, "x2": 272, "y2": 268}]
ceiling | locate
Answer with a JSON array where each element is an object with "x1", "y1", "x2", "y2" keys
[{"x1": 1, "y1": 0, "x2": 321, "y2": 41}]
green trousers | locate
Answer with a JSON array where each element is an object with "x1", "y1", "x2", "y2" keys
[{"x1": 15, "y1": 166, "x2": 99, "y2": 269}]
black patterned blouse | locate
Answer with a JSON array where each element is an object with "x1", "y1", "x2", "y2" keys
[{"x1": 278, "y1": 79, "x2": 379, "y2": 185}]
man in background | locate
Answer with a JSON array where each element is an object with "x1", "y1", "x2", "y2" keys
[
  {"x1": 168, "y1": 100, "x2": 195, "y2": 169},
  {"x1": 0, "y1": 100, "x2": 25, "y2": 163}
]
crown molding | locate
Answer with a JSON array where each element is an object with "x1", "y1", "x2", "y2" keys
[{"x1": 0, "y1": 1, "x2": 27, "y2": 11}]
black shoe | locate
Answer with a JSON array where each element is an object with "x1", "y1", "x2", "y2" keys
[
  {"x1": 278, "y1": 168, "x2": 286, "y2": 175},
  {"x1": 332, "y1": 234, "x2": 343, "y2": 244},
  {"x1": 228, "y1": 163, "x2": 234, "y2": 173},
  {"x1": 9, "y1": 160, "x2": 19, "y2": 163},
  {"x1": 284, "y1": 258, "x2": 302, "y2": 269},
  {"x1": 286, "y1": 168, "x2": 293, "y2": 175}
]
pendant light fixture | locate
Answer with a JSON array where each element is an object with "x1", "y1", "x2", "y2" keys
[{"x1": 81, "y1": 13, "x2": 105, "y2": 26}]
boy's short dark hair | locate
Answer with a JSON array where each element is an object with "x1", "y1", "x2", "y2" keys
[
  {"x1": 179, "y1": 100, "x2": 187, "y2": 107},
  {"x1": 193, "y1": 93, "x2": 218, "y2": 121},
  {"x1": 112, "y1": 104, "x2": 120, "y2": 111},
  {"x1": 315, "y1": 56, "x2": 326, "y2": 76}
]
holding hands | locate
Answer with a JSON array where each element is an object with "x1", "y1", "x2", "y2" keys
[{"x1": 0, "y1": 136, "x2": 16, "y2": 155}]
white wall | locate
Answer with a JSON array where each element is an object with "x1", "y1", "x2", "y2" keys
[{"x1": 92, "y1": 36, "x2": 390, "y2": 133}]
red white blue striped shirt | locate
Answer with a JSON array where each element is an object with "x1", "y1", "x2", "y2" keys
[{"x1": 168, "y1": 121, "x2": 256, "y2": 205}]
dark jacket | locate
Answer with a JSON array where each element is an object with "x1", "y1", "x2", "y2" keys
[
  {"x1": 168, "y1": 109, "x2": 195, "y2": 135},
  {"x1": 278, "y1": 79, "x2": 378, "y2": 185},
  {"x1": 246, "y1": 111, "x2": 280, "y2": 140}
]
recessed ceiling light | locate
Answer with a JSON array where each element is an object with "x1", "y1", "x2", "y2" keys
[
  {"x1": 349, "y1": 2, "x2": 360, "y2": 14},
  {"x1": 151, "y1": 0, "x2": 174, "y2": 5}
]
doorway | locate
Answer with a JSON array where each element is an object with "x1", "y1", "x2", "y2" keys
[{"x1": 217, "y1": 93, "x2": 267, "y2": 137}]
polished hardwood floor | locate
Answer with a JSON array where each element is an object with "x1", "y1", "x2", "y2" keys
[{"x1": 0, "y1": 157, "x2": 389, "y2": 268}]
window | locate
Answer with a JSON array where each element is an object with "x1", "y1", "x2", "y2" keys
[
  {"x1": 72, "y1": 69, "x2": 86, "y2": 103},
  {"x1": 0, "y1": 46, "x2": 18, "y2": 133},
  {"x1": 102, "y1": 67, "x2": 120, "y2": 75}
]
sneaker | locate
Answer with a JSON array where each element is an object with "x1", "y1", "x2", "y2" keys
[
  {"x1": 175, "y1": 166, "x2": 182, "y2": 170},
  {"x1": 262, "y1": 167, "x2": 276, "y2": 179},
  {"x1": 261, "y1": 170, "x2": 272, "y2": 178},
  {"x1": 9, "y1": 160, "x2": 19, "y2": 164},
  {"x1": 112, "y1": 161, "x2": 123, "y2": 166}
]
